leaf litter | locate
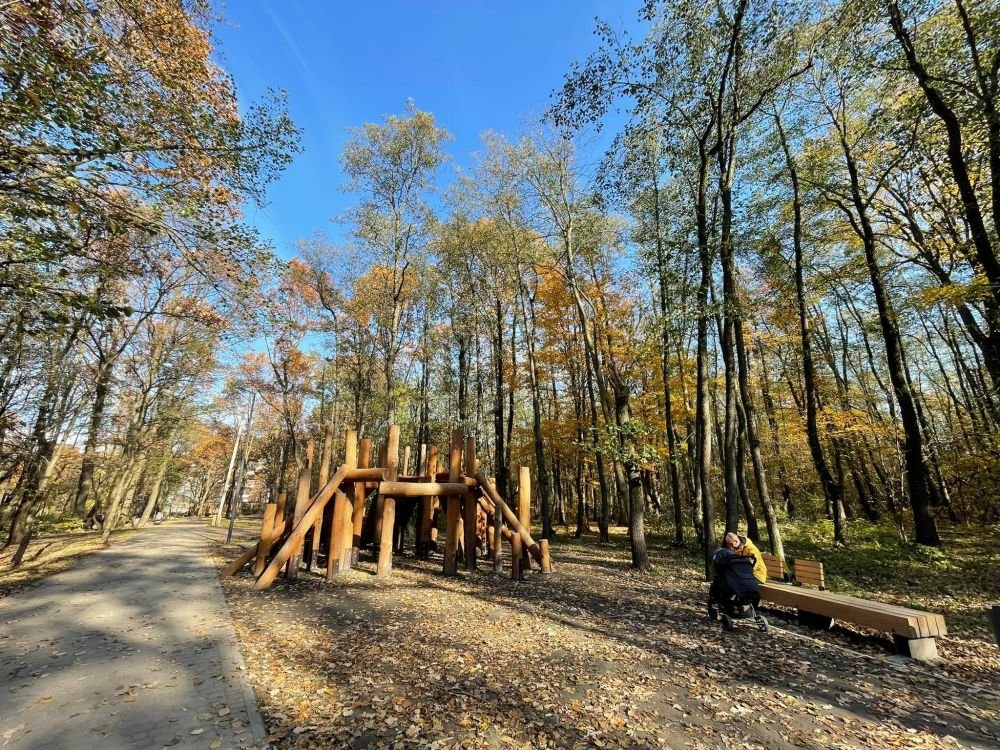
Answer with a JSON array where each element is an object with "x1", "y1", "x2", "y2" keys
[{"x1": 217, "y1": 538, "x2": 1000, "y2": 749}]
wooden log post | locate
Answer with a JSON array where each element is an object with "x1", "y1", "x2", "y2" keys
[
  {"x1": 254, "y1": 503, "x2": 278, "y2": 576},
  {"x1": 403, "y1": 445, "x2": 411, "y2": 476},
  {"x1": 419, "y1": 445, "x2": 437, "y2": 559},
  {"x1": 287, "y1": 460, "x2": 313, "y2": 580},
  {"x1": 491, "y1": 492, "x2": 502, "y2": 573},
  {"x1": 253, "y1": 466, "x2": 347, "y2": 590},
  {"x1": 443, "y1": 429, "x2": 463, "y2": 575},
  {"x1": 539, "y1": 539, "x2": 552, "y2": 573},
  {"x1": 379, "y1": 481, "x2": 469, "y2": 496},
  {"x1": 340, "y1": 431, "x2": 359, "y2": 570},
  {"x1": 464, "y1": 436, "x2": 478, "y2": 571},
  {"x1": 254, "y1": 491, "x2": 288, "y2": 577},
  {"x1": 328, "y1": 490, "x2": 349, "y2": 575},
  {"x1": 377, "y1": 425, "x2": 400, "y2": 577},
  {"x1": 304, "y1": 441, "x2": 322, "y2": 572},
  {"x1": 518, "y1": 466, "x2": 532, "y2": 571},
  {"x1": 274, "y1": 491, "x2": 288, "y2": 531},
  {"x1": 511, "y1": 534, "x2": 522, "y2": 581},
  {"x1": 328, "y1": 430, "x2": 357, "y2": 579},
  {"x1": 373, "y1": 441, "x2": 388, "y2": 546},
  {"x1": 475, "y1": 472, "x2": 543, "y2": 567},
  {"x1": 351, "y1": 438, "x2": 371, "y2": 564},
  {"x1": 313, "y1": 426, "x2": 334, "y2": 573}
]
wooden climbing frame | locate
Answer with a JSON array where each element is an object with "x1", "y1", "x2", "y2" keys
[{"x1": 222, "y1": 425, "x2": 553, "y2": 588}]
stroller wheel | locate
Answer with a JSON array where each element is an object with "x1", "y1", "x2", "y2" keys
[
  {"x1": 758, "y1": 616, "x2": 769, "y2": 633},
  {"x1": 708, "y1": 603, "x2": 719, "y2": 621},
  {"x1": 721, "y1": 613, "x2": 735, "y2": 632}
]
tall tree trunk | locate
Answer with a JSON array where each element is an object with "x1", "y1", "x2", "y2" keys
[
  {"x1": 695, "y1": 138, "x2": 716, "y2": 579},
  {"x1": 73, "y1": 354, "x2": 114, "y2": 516},
  {"x1": 138, "y1": 457, "x2": 170, "y2": 527},
  {"x1": 493, "y1": 299, "x2": 509, "y2": 500},
  {"x1": 101, "y1": 455, "x2": 145, "y2": 544},
  {"x1": 649, "y1": 157, "x2": 684, "y2": 545},
  {"x1": 888, "y1": 2, "x2": 1000, "y2": 388},
  {"x1": 585, "y1": 339, "x2": 611, "y2": 542},
  {"x1": 777, "y1": 114, "x2": 846, "y2": 545},
  {"x1": 5, "y1": 318, "x2": 84, "y2": 547},
  {"x1": 831, "y1": 116, "x2": 940, "y2": 546},
  {"x1": 757, "y1": 341, "x2": 793, "y2": 517},
  {"x1": 567, "y1": 265, "x2": 627, "y2": 532},
  {"x1": 520, "y1": 285, "x2": 553, "y2": 538},
  {"x1": 457, "y1": 333, "x2": 469, "y2": 427}
]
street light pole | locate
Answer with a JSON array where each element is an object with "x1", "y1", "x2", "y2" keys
[{"x1": 226, "y1": 392, "x2": 256, "y2": 544}]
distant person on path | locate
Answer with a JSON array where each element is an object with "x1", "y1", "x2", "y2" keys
[{"x1": 724, "y1": 531, "x2": 767, "y2": 583}]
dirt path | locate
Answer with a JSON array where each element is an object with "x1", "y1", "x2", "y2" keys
[{"x1": 220, "y1": 537, "x2": 999, "y2": 750}]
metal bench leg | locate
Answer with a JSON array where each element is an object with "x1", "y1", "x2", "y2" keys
[{"x1": 893, "y1": 635, "x2": 939, "y2": 661}]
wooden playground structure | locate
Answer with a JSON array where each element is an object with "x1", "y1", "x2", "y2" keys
[{"x1": 223, "y1": 425, "x2": 553, "y2": 587}]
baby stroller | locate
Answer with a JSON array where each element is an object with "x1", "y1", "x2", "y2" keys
[{"x1": 707, "y1": 548, "x2": 769, "y2": 633}]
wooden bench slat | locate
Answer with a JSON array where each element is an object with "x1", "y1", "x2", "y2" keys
[
  {"x1": 770, "y1": 586, "x2": 944, "y2": 630},
  {"x1": 758, "y1": 552, "x2": 784, "y2": 581},
  {"x1": 791, "y1": 558, "x2": 826, "y2": 590},
  {"x1": 758, "y1": 583, "x2": 945, "y2": 639},
  {"x1": 788, "y1": 589, "x2": 947, "y2": 636},
  {"x1": 794, "y1": 561, "x2": 824, "y2": 571},
  {"x1": 760, "y1": 585, "x2": 923, "y2": 638}
]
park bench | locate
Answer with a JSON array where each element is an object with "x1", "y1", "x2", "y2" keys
[
  {"x1": 758, "y1": 552, "x2": 786, "y2": 582},
  {"x1": 756, "y1": 554, "x2": 947, "y2": 661}
]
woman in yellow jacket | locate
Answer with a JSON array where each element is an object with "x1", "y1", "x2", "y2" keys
[{"x1": 724, "y1": 532, "x2": 767, "y2": 583}]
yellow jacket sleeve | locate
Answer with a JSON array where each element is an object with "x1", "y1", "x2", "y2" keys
[{"x1": 741, "y1": 539, "x2": 768, "y2": 583}]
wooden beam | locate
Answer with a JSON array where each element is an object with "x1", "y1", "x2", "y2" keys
[
  {"x1": 222, "y1": 545, "x2": 256, "y2": 577},
  {"x1": 379, "y1": 481, "x2": 469, "y2": 497},
  {"x1": 518, "y1": 466, "x2": 531, "y2": 571},
  {"x1": 464, "y1": 436, "x2": 477, "y2": 571},
  {"x1": 443, "y1": 429, "x2": 463, "y2": 575},
  {"x1": 511, "y1": 534, "x2": 522, "y2": 581},
  {"x1": 539, "y1": 539, "x2": 552, "y2": 573},
  {"x1": 340, "y1": 431, "x2": 358, "y2": 571},
  {"x1": 328, "y1": 430, "x2": 357, "y2": 579},
  {"x1": 351, "y1": 438, "x2": 371, "y2": 564},
  {"x1": 275, "y1": 491, "x2": 287, "y2": 529},
  {"x1": 253, "y1": 466, "x2": 348, "y2": 590},
  {"x1": 344, "y1": 467, "x2": 385, "y2": 482},
  {"x1": 287, "y1": 463, "x2": 312, "y2": 580},
  {"x1": 254, "y1": 503, "x2": 277, "y2": 577},
  {"x1": 490, "y1": 492, "x2": 502, "y2": 572},
  {"x1": 419, "y1": 445, "x2": 438, "y2": 558},
  {"x1": 318, "y1": 422, "x2": 335, "y2": 487},
  {"x1": 431, "y1": 472, "x2": 478, "y2": 486},
  {"x1": 377, "y1": 425, "x2": 400, "y2": 577},
  {"x1": 476, "y1": 472, "x2": 542, "y2": 566}
]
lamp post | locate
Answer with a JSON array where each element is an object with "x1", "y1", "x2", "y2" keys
[{"x1": 226, "y1": 392, "x2": 256, "y2": 544}]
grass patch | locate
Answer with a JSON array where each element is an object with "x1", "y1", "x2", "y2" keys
[{"x1": 562, "y1": 518, "x2": 998, "y2": 639}]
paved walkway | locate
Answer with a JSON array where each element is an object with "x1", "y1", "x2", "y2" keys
[{"x1": 0, "y1": 520, "x2": 265, "y2": 750}]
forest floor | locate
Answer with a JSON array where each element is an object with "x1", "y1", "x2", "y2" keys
[
  {"x1": 218, "y1": 525, "x2": 1000, "y2": 750},
  {"x1": 0, "y1": 525, "x2": 139, "y2": 599}
]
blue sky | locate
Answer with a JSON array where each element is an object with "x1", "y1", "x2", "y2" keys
[{"x1": 212, "y1": 0, "x2": 644, "y2": 259}]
